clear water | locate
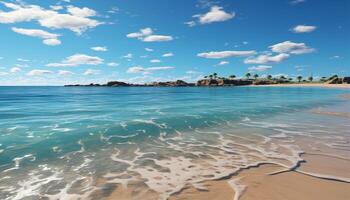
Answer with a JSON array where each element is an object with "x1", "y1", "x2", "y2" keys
[{"x1": 0, "y1": 86, "x2": 349, "y2": 199}]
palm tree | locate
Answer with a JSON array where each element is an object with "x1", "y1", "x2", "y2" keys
[
  {"x1": 267, "y1": 75, "x2": 272, "y2": 80},
  {"x1": 297, "y1": 75, "x2": 303, "y2": 83},
  {"x1": 213, "y1": 73, "x2": 218, "y2": 79},
  {"x1": 229, "y1": 75, "x2": 236, "y2": 80},
  {"x1": 204, "y1": 76, "x2": 208, "y2": 79},
  {"x1": 320, "y1": 76, "x2": 327, "y2": 82},
  {"x1": 245, "y1": 73, "x2": 251, "y2": 79},
  {"x1": 209, "y1": 75, "x2": 213, "y2": 79},
  {"x1": 308, "y1": 76, "x2": 313, "y2": 82},
  {"x1": 280, "y1": 75, "x2": 286, "y2": 80},
  {"x1": 253, "y1": 74, "x2": 259, "y2": 80}
]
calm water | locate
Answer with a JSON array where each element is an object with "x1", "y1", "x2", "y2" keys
[{"x1": 0, "y1": 86, "x2": 349, "y2": 199}]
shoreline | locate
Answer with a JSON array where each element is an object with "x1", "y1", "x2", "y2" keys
[{"x1": 248, "y1": 83, "x2": 350, "y2": 89}]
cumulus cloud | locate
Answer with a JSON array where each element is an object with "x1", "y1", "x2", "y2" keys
[
  {"x1": 58, "y1": 70, "x2": 74, "y2": 75},
  {"x1": 126, "y1": 27, "x2": 173, "y2": 42},
  {"x1": 197, "y1": 50, "x2": 256, "y2": 59},
  {"x1": 91, "y1": 46, "x2": 107, "y2": 51},
  {"x1": 162, "y1": 53, "x2": 174, "y2": 57},
  {"x1": 244, "y1": 53, "x2": 289, "y2": 64},
  {"x1": 11, "y1": 27, "x2": 61, "y2": 46},
  {"x1": 145, "y1": 48, "x2": 154, "y2": 52},
  {"x1": 191, "y1": 6, "x2": 234, "y2": 25},
  {"x1": 270, "y1": 41, "x2": 314, "y2": 55},
  {"x1": 83, "y1": 69, "x2": 99, "y2": 75},
  {"x1": 0, "y1": 2, "x2": 102, "y2": 34},
  {"x1": 292, "y1": 25, "x2": 316, "y2": 33},
  {"x1": 47, "y1": 54, "x2": 103, "y2": 67},
  {"x1": 10, "y1": 67, "x2": 21, "y2": 73},
  {"x1": 126, "y1": 27, "x2": 153, "y2": 38},
  {"x1": 27, "y1": 69, "x2": 53, "y2": 76},
  {"x1": 248, "y1": 65, "x2": 272, "y2": 72},
  {"x1": 127, "y1": 66, "x2": 174, "y2": 74}
]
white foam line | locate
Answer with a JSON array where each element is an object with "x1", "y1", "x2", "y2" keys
[
  {"x1": 296, "y1": 170, "x2": 350, "y2": 183},
  {"x1": 228, "y1": 178, "x2": 246, "y2": 200}
]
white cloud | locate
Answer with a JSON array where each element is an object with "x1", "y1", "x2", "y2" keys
[
  {"x1": 145, "y1": 48, "x2": 154, "y2": 52},
  {"x1": 123, "y1": 53, "x2": 133, "y2": 59},
  {"x1": 107, "y1": 62, "x2": 119, "y2": 67},
  {"x1": 50, "y1": 5, "x2": 63, "y2": 11},
  {"x1": 194, "y1": 6, "x2": 234, "y2": 24},
  {"x1": 218, "y1": 61, "x2": 229, "y2": 65},
  {"x1": 186, "y1": 70, "x2": 201, "y2": 74},
  {"x1": 10, "y1": 67, "x2": 21, "y2": 73},
  {"x1": 0, "y1": 3, "x2": 102, "y2": 34},
  {"x1": 197, "y1": 50, "x2": 256, "y2": 59},
  {"x1": 292, "y1": 25, "x2": 316, "y2": 33},
  {"x1": 83, "y1": 69, "x2": 99, "y2": 75},
  {"x1": 290, "y1": 0, "x2": 306, "y2": 5},
  {"x1": 330, "y1": 55, "x2": 341, "y2": 59},
  {"x1": 43, "y1": 38, "x2": 61, "y2": 46},
  {"x1": 142, "y1": 35, "x2": 173, "y2": 42},
  {"x1": 91, "y1": 46, "x2": 107, "y2": 51},
  {"x1": 244, "y1": 53, "x2": 289, "y2": 64},
  {"x1": 248, "y1": 65, "x2": 272, "y2": 72},
  {"x1": 127, "y1": 66, "x2": 174, "y2": 74},
  {"x1": 27, "y1": 69, "x2": 53, "y2": 76},
  {"x1": 11, "y1": 27, "x2": 61, "y2": 46},
  {"x1": 0, "y1": 72, "x2": 8, "y2": 76},
  {"x1": 58, "y1": 70, "x2": 74, "y2": 75},
  {"x1": 162, "y1": 53, "x2": 174, "y2": 57},
  {"x1": 127, "y1": 27, "x2": 153, "y2": 38},
  {"x1": 150, "y1": 59, "x2": 161, "y2": 63},
  {"x1": 108, "y1": 7, "x2": 119, "y2": 14},
  {"x1": 17, "y1": 58, "x2": 30, "y2": 62},
  {"x1": 127, "y1": 27, "x2": 173, "y2": 42},
  {"x1": 184, "y1": 21, "x2": 196, "y2": 27},
  {"x1": 270, "y1": 41, "x2": 314, "y2": 55},
  {"x1": 66, "y1": 6, "x2": 96, "y2": 18},
  {"x1": 47, "y1": 54, "x2": 103, "y2": 67}
]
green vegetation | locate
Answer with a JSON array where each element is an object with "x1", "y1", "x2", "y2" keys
[{"x1": 200, "y1": 72, "x2": 341, "y2": 85}]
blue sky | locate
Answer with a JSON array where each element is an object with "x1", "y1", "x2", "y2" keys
[{"x1": 0, "y1": 0, "x2": 349, "y2": 85}]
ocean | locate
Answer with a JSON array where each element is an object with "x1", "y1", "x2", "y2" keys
[{"x1": 0, "y1": 86, "x2": 349, "y2": 199}]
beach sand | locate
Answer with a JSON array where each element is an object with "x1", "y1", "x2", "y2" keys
[
  {"x1": 103, "y1": 141, "x2": 350, "y2": 200},
  {"x1": 249, "y1": 83, "x2": 350, "y2": 89},
  {"x1": 170, "y1": 154, "x2": 350, "y2": 200}
]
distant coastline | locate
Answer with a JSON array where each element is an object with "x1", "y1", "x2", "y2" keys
[{"x1": 64, "y1": 74, "x2": 350, "y2": 88}]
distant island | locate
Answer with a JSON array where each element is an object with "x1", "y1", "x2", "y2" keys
[{"x1": 65, "y1": 74, "x2": 350, "y2": 87}]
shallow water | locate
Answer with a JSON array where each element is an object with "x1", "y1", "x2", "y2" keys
[{"x1": 0, "y1": 86, "x2": 349, "y2": 199}]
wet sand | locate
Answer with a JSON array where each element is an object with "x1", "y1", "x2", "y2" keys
[
  {"x1": 170, "y1": 156, "x2": 350, "y2": 200},
  {"x1": 104, "y1": 145, "x2": 350, "y2": 200},
  {"x1": 249, "y1": 83, "x2": 350, "y2": 89}
]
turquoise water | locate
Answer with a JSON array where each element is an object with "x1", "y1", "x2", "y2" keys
[{"x1": 0, "y1": 86, "x2": 349, "y2": 199}]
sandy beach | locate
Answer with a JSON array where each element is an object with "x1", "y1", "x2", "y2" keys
[
  {"x1": 107, "y1": 143, "x2": 350, "y2": 200},
  {"x1": 249, "y1": 83, "x2": 350, "y2": 89},
  {"x1": 102, "y1": 100, "x2": 350, "y2": 200}
]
